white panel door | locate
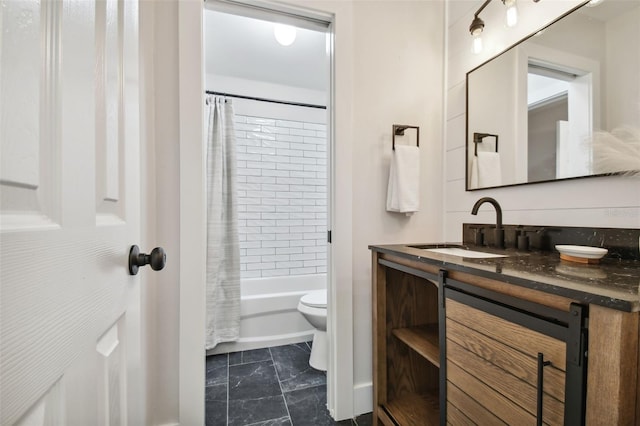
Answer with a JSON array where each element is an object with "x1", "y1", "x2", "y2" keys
[{"x1": 1, "y1": 0, "x2": 145, "y2": 424}]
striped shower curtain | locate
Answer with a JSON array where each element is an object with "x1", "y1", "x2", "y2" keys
[{"x1": 206, "y1": 95, "x2": 241, "y2": 349}]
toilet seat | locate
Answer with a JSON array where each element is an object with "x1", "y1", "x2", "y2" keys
[{"x1": 300, "y1": 290, "x2": 326, "y2": 308}]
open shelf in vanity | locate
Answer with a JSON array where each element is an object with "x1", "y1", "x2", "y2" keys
[
  {"x1": 392, "y1": 325, "x2": 440, "y2": 367},
  {"x1": 373, "y1": 256, "x2": 441, "y2": 425}
]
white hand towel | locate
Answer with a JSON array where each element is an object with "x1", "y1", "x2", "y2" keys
[
  {"x1": 386, "y1": 145, "x2": 420, "y2": 214},
  {"x1": 476, "y1": 152, "x2": 502, "y2": 188},
  {"x1": 470, "y1": 156, "x2": 479, "y2": 189}
]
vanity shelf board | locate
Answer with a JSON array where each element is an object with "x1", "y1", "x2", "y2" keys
[
  {"x1": 392, "y1": 324, "x2": 440, "y2": 367},
  {"x1": 383, "y1": 391, "x2": 440, "y2": 426}
]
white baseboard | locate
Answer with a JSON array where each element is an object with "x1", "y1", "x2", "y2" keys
[
  {"x1": 353, "y1": 381, "x2": 373, "y2": 417},
  {"x1": 206, "y1": 331, "x2": 313, "y2": 355}
]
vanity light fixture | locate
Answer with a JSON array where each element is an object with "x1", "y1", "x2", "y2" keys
[
  {"x1": 469, "y1": 2, "x2": 488, "y2": 54},
  {"x1": 469, "y1": 0, "x2": 540, "y2": 53},
  {"x1": 471, "y1": 32, "x2": 484, "y2": 54},
  {"x1": 504, "y1": 0, "x2": 518, "y2": 27}
]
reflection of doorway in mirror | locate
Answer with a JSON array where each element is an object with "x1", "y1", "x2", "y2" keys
[
  {"x1": 527, "y1": 80, "x2": 567, "y2": 182},
  {"x1": 527, "y1": 63, "x2": 592, "y2": 181}
]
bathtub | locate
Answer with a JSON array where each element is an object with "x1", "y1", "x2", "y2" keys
[{"x1": 207, "y1": 274, "x2": 326, "y2": 355}]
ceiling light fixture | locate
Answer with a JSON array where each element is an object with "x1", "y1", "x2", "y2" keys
[
  {"x1": 274, "y1": 24, "x2": 297, "y2": 47},
  {"x1": 469, "y1": 0, "x2": 540, "y2": 54}
]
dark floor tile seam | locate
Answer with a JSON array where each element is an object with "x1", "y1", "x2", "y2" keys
[
  {"x1": 229, "y1": 358, "x2": 274, "y2": 367},
  {"x1": 225, "y1": 353, "x2": 230, "y2": 425},
  {"x1": 283, "y1": 382, "x2": 326, "y2": 397},
  {"x1": 284, "y1": 383, "x2": 336, "y2": 426},
  {"x1": 226, "y1": 353, "x2": 231, "y2": 425},
  {"x1": 243, "y1": 416, "x2": 290, "y2": 426},
  {"x1": 269, "y1": 346, "x2": 293, "y2": 424}
]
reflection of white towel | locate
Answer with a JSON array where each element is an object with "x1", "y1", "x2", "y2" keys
[
  {"x1": 470, "y1": 156, "x2": 479, "y2": 189},
  {"x1": 475, "y1": 152, "x2": 502, "y2": 187},
  {"x1": 386, "y1": 145, "x2": 420, "y2": 214}
]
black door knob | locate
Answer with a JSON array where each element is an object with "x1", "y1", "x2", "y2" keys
[{"x1": 129, "y1": 245, "x2": 166, "y2": 275}]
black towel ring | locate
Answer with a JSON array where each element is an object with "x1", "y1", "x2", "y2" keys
[
  {"x1": 473, "y1": 132, "x2": 499, "y2": 156},
  {"x1": 392, "y1": 125, "x2": 420, "y2": 150}
]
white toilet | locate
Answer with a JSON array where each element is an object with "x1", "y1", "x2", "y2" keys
[{"x1": 297, "y1": 289, "x2": 327, "y2": 371}]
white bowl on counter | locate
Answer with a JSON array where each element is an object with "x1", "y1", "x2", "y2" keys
[{"x1": 555, "y1": 245, "x2": 608, "y2": 263}]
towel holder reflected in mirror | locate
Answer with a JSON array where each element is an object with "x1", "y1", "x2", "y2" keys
[
  {"x1": 473, "y1": 132, "x2": 499, "y2": 156},
  {"x1": 392, "y1": 125, "x2": 420, "y2": 150}
]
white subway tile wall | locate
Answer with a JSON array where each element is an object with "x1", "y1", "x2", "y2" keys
[{"x1": 235, "y1": 114, "x2": 328, "y2": 279}]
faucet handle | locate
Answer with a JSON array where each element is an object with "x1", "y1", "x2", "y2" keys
[
  {"x1": 522, "y1": 227, "x2": 547, "y2": 250},
  {"x1": 517, "y1": 229, "x2": 530, "y2": 251},
  {"x1": 469, "y1": 226, "x2": 485, "y2": 245}
]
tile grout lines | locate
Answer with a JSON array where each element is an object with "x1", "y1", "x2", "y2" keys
[
  {"x1": 269, "y1": 346, "x2": 294, "y2": 425},
  {"x1": 226, "y1": 353, "x2": 230, "y2": 426},
  {"x1": 207, "y1": 343, "x2": 356, "y2": 426}
]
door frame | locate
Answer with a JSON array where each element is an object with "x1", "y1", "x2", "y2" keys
[
  {"x1": 177, "y1": 0, "x2": 356, "y2": 422},
  {"x1": 177, "y1": 2, "x2": 207, "y2": 424}
]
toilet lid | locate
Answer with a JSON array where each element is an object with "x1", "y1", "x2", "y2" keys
[{"x1": 300, "y1": 290, "x2": 326, "y2": 308}]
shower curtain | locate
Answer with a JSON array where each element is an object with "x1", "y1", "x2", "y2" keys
[{"x1": 206, "y1": 95, "x2": 241, "y2": 350}]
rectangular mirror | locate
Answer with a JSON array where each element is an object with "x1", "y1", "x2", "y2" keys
[{"x1": 466, "y1": 0, "x2": 640, "y2": 190}]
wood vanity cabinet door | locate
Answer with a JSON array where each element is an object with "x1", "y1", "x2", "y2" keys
[{"x1": 445, "y1": 298, "x2": 567, "y2": 425}]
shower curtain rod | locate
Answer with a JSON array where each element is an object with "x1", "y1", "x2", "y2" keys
[{"x1": 206, "y1": 91, "x2": 326, "y2": 110}]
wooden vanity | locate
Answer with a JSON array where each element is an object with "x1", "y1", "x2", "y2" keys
[{"x1": 370, "y1": 242, "x2": 640, "y2": 425}]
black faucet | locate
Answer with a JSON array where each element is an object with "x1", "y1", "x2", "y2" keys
[{"x1": 471, "y1": 197, "x2": 504, "y2": 249}]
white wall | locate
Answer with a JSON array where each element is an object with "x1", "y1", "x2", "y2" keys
[
  {"x1": 351, "y1": 0, "x2": 444, "y2": 410},
  {"x1": 605, "y1": 6, "x2": 640, "y2": 129},
  {"x1": 144, "y1": 0, "x2": 444, "y2": 422},
  {"x1": 445, "y1": 0, "x2": 640, "y2": 242}
]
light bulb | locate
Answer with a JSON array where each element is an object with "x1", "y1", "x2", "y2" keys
[
  {"x1": 505, "y1": 2, "x2": 518, "y2": 27},
  {"x1": 472, "y1": 34, "x2": 483, "y2": 54},
  {"x1": 274, "y1": 24, "x2": 296, "y2": 46}
]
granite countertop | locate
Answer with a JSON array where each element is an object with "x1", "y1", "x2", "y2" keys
[{"x1": 370, "y1": 243, "x2": 640, "y2": 312}]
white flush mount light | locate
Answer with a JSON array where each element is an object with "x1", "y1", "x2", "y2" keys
[
  {"x1": 587, "y1": 0, "x2": 604, "y2": 6},
  {"x1": 274, "y1": 24, "x2": 297, "y2": 46}
]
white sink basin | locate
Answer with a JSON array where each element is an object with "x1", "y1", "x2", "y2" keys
[{"x1": 423, "y1": 247, "x2": 507, "y2": 259}]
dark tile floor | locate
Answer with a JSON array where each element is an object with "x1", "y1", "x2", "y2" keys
[{"x1": 206, "y1": 342, "x2": 373, "y2": 426}]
